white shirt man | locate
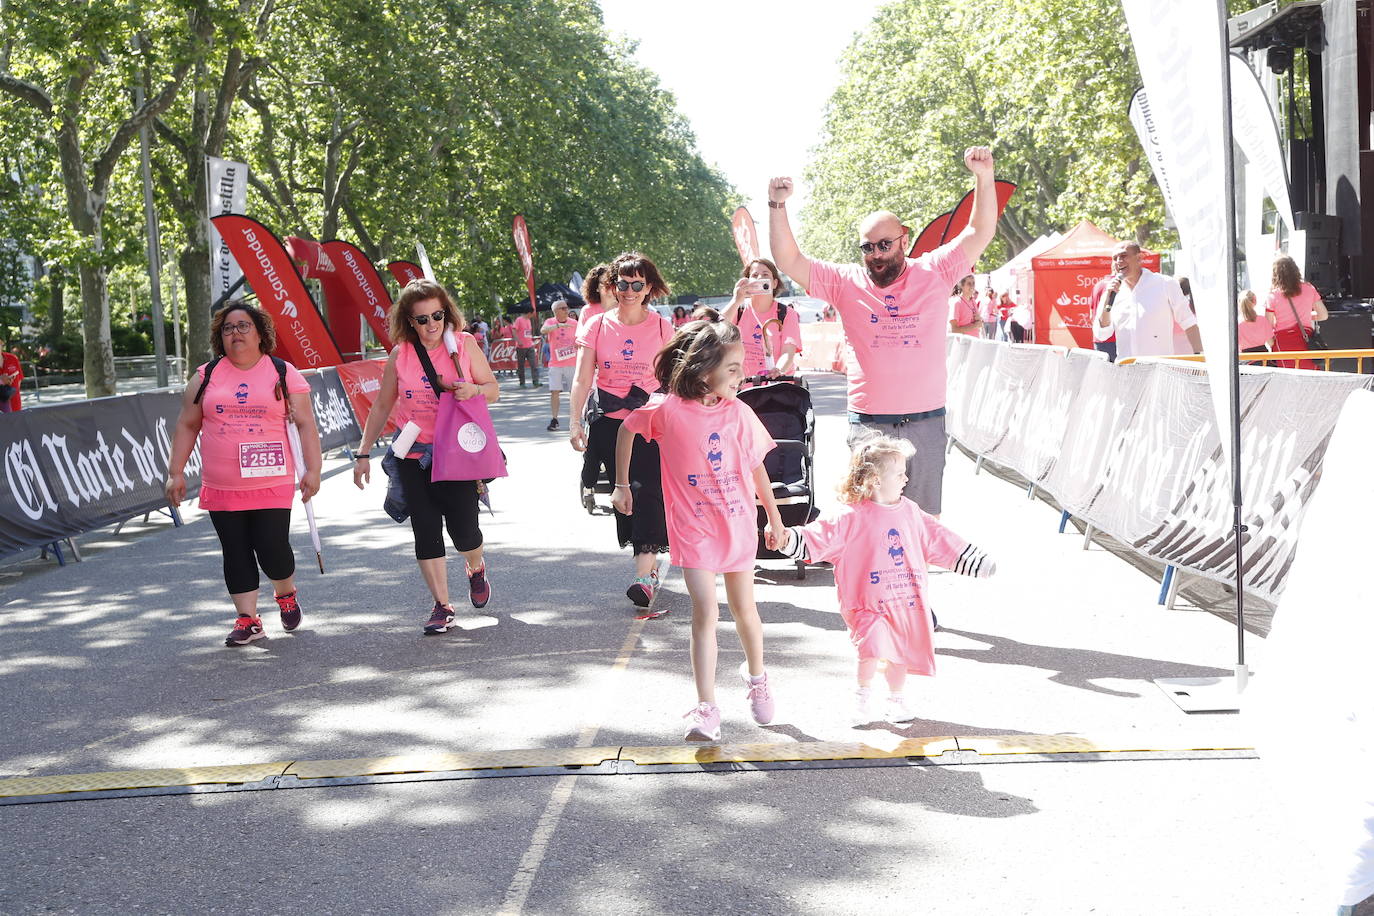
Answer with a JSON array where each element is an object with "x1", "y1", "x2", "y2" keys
[{"x1": 1094, "y1": 242, "x2": 1200, "y2": 359}]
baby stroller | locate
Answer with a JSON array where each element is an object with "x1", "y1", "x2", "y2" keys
[{"x1": 738, "y1": 376, "x2": 817, "y2": 579}]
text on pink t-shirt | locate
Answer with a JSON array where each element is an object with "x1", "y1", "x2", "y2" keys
[
  {"x1": 393, "y1": 334, "x2": 476, "y2": 457},
  {"x1": 575, "y1": 310, "x2": 672, "y2": 419},
  {"x1": 542, "y1": 317, "x2": 579, "y2": 367},
  {"x1": 806, "y1": 240, "x2": 971, "y2": 414},
  {"x1": 730, "y1": 302, "x2": 804, "y2": 377},
  {"x1": 623, "y1": 393, "x2": 775, "y2": 572},
  {"x1": 196, "y1": 355, "x2": 310, "y2": 494}
]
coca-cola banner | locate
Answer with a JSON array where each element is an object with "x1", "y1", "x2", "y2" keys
[
  {"x1": 334, "y1": 357, "x2": 395, "y2": 436},
  {"x1": 0, "y1": 392, "x2": 202, "y2": 558},
  {"x1": 302, "y1": 367, "x2": 361, "y2": 453},
  {"x1": 324, "y1": 240, "x2": 394, "y2": 349},
  {"x1": 211, "y1": 214, "x2": 344, "y2": 369},
  {"x1": 488, "y1": 336, "x2": 516, "y2": 372}
]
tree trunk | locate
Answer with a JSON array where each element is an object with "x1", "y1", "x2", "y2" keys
[
  {"x1": 46, "y1": 265, "x2": 65, "y2": 338},
  {"x1": 78, "y1": 258, "x2": 115, "y2": 397},
  {"x1": 180, "y1": 243, "x2": 213, "y2": 373}
]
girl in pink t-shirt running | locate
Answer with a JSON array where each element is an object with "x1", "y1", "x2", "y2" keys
[
  {"x1": 778, "y1": 435, "x2": 996, "y2": 724},
  {"x1": 616, "y1": 320, "x2": 786, "y2": 743}
]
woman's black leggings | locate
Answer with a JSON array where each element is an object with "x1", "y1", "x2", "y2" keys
[
  {"x1": 209, "y1": 508, "x2": 295, "y2": 595},
  {"x1": 397, "y1": 458, "x2": 483, "y2": 561}
]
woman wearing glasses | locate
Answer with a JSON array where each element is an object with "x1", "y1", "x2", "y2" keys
[
  {"x1": 165, "y1": 302, "x2": 322, "y2": 647},
  {"x1": 570, "y1": 252, "x2": 674, "y2": 610},
  {"x1": 353, "y1": 279, "x2": 501, "y2": 635}
]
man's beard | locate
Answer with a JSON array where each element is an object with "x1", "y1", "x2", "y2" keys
[{"x1": 866, "y1": 256, "x2": 904, "y2": 287}]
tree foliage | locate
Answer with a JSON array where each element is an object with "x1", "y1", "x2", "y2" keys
[
  {"x1": 0, "y1": 0, "x2": 742, "y2": 389},
  {"x1": 800, "y1": 0, "x2": 1180, "y2": 267}
]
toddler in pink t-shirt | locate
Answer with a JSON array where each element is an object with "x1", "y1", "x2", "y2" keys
[
  {"x1": 617, "y1": 320, "x2": 785, "y2": 743},
  {"x1": 779, "y1": 435, "x2": 996, "y2": 724}
]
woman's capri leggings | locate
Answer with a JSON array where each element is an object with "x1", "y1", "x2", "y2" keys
[
  {"x1": 397, "y1": 458, "x2": 483, "y2": 561},
  {"x1": 209, "y1": 508, "x2": 295, "y2": 595}
]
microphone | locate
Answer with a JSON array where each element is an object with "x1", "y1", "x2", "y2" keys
[{"x1": 1105, "y1": 272, "x2": 1124, "y2": 308}]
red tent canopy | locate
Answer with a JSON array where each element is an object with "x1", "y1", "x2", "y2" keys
[{"x1": 1028, "y1": 220, "x2": 1160, "y2": 348}]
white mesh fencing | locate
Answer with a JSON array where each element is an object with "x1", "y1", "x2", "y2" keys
[{"x1": 946, "y1": 334, "x2": 1374, "y2": 602}]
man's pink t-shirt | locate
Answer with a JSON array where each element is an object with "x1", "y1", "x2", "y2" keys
[
  {"x1": 512, "y1": 315, "x2": 534, "y2": 348},
  {"x1": 949, "y1": 295, "x2": 980, "y2": 335},
  {"x1": 729, "y1": 302, "x2": 803, "y2": 377},
  {"x1": 801, "y1": 497, "x2": 970, "y2": 675},
  {"x1": 576, "y1": 303, "x2": 606, "y2": 331},
  {"x1": 196, "y1": 355, "x2": 310, "y2": 510},
  {"x1": 1238, "y1": 316, "x2": 1273, "y2": 350},
  {"x1": 623, "y1": 393, "x2": 774, "y2": 572},
  {"x1": 575, "y1": 310, "x2": 672, "y2": 419},
  {"x1": 1267, "y1": 283, "x2": 1323, "y2": 332},
  {"x1": 806, "y1": 240, "x2": 970, "y2": 415},
  {"x1": 393, "y1": 334, "x2": 476, "y2": 458},
  {"x1": 542, "y1": 317, "x2": 579, "y2": 367}
]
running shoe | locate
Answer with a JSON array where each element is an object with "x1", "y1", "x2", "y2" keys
[
  {"x1": 854, "y1": 687, "x2": 877, "y2": 725},
  {"x1": 887, "y1": 693, "x2": 918, "y2": 723},
  {"x1": 682, "y1": 702, "x2": 722, "y2": 742},
  {"x1": 739, "y1": 662, "x2": 775, "y2": 725},
  {"x1": 468, "y1": 564, "x2": 491, "y2": 608},
  {"x1": 546, "y1": 418, "x2": 559, "y2": 431},
  {"x1": 626, "y1": 574, "x2": 655, "y2": 608},
  {"x1": 423, "y1": 602, "x2": 456, "y2": 635},
  {"x1": 225, "y1": 615, "x2": 265, "y2": 646},
  {"x1": 275, "y1": 591, "x2": 302, "y2": 631}
]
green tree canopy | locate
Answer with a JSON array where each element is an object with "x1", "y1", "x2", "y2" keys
[{"x1": 800, "y1": 0, "x2": 1176, "y2": 268}]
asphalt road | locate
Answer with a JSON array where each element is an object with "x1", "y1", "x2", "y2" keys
[{"x1": 0, "y1": 373, "x2": 1351, "y2": 915}]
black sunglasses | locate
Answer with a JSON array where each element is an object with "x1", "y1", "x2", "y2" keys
[
  {"x1": 615, "y1": 280, "x2": 646, "y2": 292},
  {"x1": 859, "y1": 235, "x2": 904, "y2": 255},
  {"x1": 411, "y1": 310, "x2": 445, "y2": 325}
]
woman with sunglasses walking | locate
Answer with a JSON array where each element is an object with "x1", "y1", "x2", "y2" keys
[
  {"x1": 165, "y1": 302, "x2": 322, "y2": 646},
  {"x1": 353, "y1": 279, "x2": 501, "y2": 634},
  {"x1": 570, "y1": 252, "x2": 674, "y2": 610}
]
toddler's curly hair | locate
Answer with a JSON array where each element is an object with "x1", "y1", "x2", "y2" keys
[{"x1": 837, "y1": 434, "x2": 915, "y2": 505}]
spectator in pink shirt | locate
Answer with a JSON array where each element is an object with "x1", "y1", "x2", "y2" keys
[
  {"x1": 725, "y1": 257, "x2": 803, "y2": 378},
  {"x1": 948, "y1": 275, "x2": 981, "y2": 337},
  {"x1": 577, "y1": 263, "x2": 611, "y2": 332},
  {"x1": 1266, "y1": 254, "x2": 1328, "y2": 370},
  {"x1": 766, "y1": 147, "x2": 1000, "y2": 516},
  {"x1": 1237, "y1": 289, "x2": 1274, "y2": 356},
  {"x1": 511, "y1": 311, "x2": 540, "y2": 388}
]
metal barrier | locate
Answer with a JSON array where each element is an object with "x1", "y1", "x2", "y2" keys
[{"x1": 1119, "y1": 349, "x2": 1374, "y2": 372}]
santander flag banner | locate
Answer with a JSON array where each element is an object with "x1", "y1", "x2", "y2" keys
[
  {"x1": 731, "y1": 206, "x2": 760, "y2": 266},
  {"x1": 287, "y1": 236, "x2": 364, "y2": 360},
  {"x1": 512, "y1": 215, "x2": 538, "y2": 311},
  {"x1": 387, "y1": 261, "x2": 424, "y2": 287},
  {"x1": 324, "y1": 240, "x2": 394, "y2": 350},
  {"x1": 1122, "y1": 0, "x2": 1234, "y2": 472},
  {"x1": 210, "y1": 214, "x2": 344, "y2": 369}
]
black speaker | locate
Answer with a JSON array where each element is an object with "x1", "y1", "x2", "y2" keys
[
  {"x1": 1295, "y1": 212, "x2": 1343, "y2": 236},
  {"x1": 1317, "y1": 307, "x2": 1374, "y2": 373}
]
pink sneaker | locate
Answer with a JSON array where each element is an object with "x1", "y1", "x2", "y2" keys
[
  {"x1": 682, "y1": 702, "x2": 721, "y2": 742},
  {"x1": 739, "y1": 662, "x2": 775, "y2": 725}
]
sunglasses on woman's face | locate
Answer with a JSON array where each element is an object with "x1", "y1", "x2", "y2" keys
[
  {"x1": 615, "y1": 280, "x2": 646, "y2": 292},
  {"x1": 411, "y1": 310, "x2": 445, "y2": 325}
]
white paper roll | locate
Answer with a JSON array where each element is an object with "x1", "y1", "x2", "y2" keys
[{"x1": 390, "y1": 420, "x2": 422, "y2": 456}]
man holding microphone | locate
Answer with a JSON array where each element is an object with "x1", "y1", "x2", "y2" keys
[{"x1": 1094, "y1": 241, "x2": 1200, "y2": 360}]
